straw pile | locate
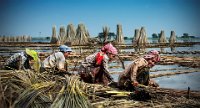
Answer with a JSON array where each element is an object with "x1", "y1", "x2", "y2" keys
[
  {"x1": 102, "y1": 26, "x2": 110, "y2": 43},
  {"x1": 74, "y1": 24, "x2": 89, "y2": 45},
  {"x1": 0, "y1": 70, "x2": 91, "y2": 108},
  {"x1": 158, "y1": 30, "x2": 167, "y2": 43},
  {"x1": 0, "y1": 68, "x2": 200, "y2": 108},
  {"x1": 65, "y1": 24, "x2": 76, "y2": 44},
  {"x1": 50, "y1": 25, "x2": 58, "y2": 44},
  {"x1": 132, "y1": 29, "x2": 140, "y2": 45},
  {"x1": 169, "y1": 31, "x2": 176, "y2": 46},
  {"x1": 116, "y1": 24, "x2": 124, "y2": 44},
  {"x1": 58, "y1": 26, "x2": 66, "y2": 45},
  {"x1": 0, "y1": 35, "x2": 32, "y2": 42},
  {"x1": 134, "y1": 27, "x2": 148, "y2": 52}
]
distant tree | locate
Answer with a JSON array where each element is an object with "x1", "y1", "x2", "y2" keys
[
  {"x1": 108, "y1": 32, "x2": 116, "y2": 37},
  {"x1": 46, "y1": 37, "x2": 50, "y2": 40},
  {"x1": 183, "y1": 33, "x2": 189, "y2": 37},
  {"x1": 182, "y1": 33, "x2": 190, "y2": 38},
  {"x1": 152, "y1": 33, "x2": 158, "y2": 38},
  {"x1": 124, "y1": 37, "x2": 128, "y2": 40},
  {"x1": 190, "y1": 36, "x2": 195, "y2": 38},
  {"x1": 158, "y1": 33, "x2": 161, "y2": 38}
]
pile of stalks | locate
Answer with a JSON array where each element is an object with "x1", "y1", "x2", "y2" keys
[
  {"x1": 0, "y1": 70, "x2": 200, "y2": 108},
  {"x1": 0, "y1": 70, "x2": 91, "y2": 108},
  {"x1": 86, "y1": 83, "x2": 200, "y2": 108},
  {"x1": 91, "y1": 93, "x2": 200, "y2": 108}
]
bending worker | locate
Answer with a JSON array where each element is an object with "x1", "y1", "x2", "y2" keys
[
  {"x1": 118, "y1": 50, "x2": 160, "y2": 90},
  {"x1": 79, "y1": 43, "x2": 118, "y2": 86},
  {"x1": 41, "y1": 45, "x2": 72, "y2": 75},
  {"x1": 5, "y1": 48, "x2": 40, "y2": 71}
]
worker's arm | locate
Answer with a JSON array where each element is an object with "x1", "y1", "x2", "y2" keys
[
  {"x1": 102, "y1": 57, "x2": 113, "y2": 81},
  {"x1": 18, "y1": 56, "x2": 23, "y2": 70},
  {"x1": 57, "y1": 62, "x2": 67, "y2": 72},
  {"x1": 57, "y1": 59, "x2": 73, "y2": 75},
  {"x1": 130, "y1": 62, "x2": 139, "y2": 86},
  {"x1": 130, "y1": 58, "x2": 149, "y2": 86}
]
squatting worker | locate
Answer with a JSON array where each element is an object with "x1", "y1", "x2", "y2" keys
[
  {"x1": 79, "y1": 43, "x2": 118, "y2": 86},
  {"x1": 5, "y1": 48, "x2": 40, "y2": 71},
  {"x1": 41, "y1": 45, "x2": 72, "y2": 75},
  {"x1": 118, "y1": 50, "x2": 160, "y2": 90}
]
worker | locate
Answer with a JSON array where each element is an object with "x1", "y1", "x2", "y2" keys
[
  {"x1": 41, "y1": 45, "x2": 72, "y2": 75},
  {"x1": 118, "y1": 50, "x2": 160, "y2": 90},
  {"x1": 5, "y1": 48, "x2": 40, "y2": 71},
  {"x1": 79, "y1": 43, "x2": 118, "y2": 86}
]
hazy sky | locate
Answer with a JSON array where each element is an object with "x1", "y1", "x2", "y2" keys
[{"x1": 0, "y1": 0, "x2": 200, "y2": 37}]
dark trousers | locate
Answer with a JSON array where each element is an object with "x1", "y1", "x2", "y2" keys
[
  {"x1": 120, "y1": 71, "x2": 150, "y2": 91},
  {"x1": 137, "y1": 71, "x2": 150, "y2": 86},
  {"x1": 79, "y1": 66, "x2": 111, "y2": 85}
]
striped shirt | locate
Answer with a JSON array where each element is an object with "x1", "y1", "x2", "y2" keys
[{"x1": 5, "y1": 52, "x2": 29, "y2": 69}]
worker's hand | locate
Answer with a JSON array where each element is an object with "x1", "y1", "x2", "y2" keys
[
  {"x1": 108, "y1": 80, "x2": 113, "y2": 85},
  {"x1": 149, "y1": 79, "x2": 159, "y2": 87},
  {"x1": 132, "y1": 80, "x2": 138, "y2": 86}
]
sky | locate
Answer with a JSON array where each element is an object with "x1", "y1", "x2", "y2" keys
[{"x1": 0, "y1": 0, "x2": 200, "y2": 38}]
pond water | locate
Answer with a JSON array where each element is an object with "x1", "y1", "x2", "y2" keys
[
  {"x1": 121, "y1": 44, "x2": 200, "y2": 52},
  {"x1": 152, "y1": 65, "x2": 200, "y2": 91},
  {"x1": 120, "y1": 44, "x2": 200, "y2": 58},
  {"x1": 155, "y1": 72, "x2": 200, "y2": 91}
]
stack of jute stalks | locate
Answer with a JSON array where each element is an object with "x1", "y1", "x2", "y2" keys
[{"x1": 0, "y1": 70, "x2": 91, "y2": 108}]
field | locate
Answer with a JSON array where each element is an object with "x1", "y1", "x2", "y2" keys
[{"x1": 0, "y1": 41, "x2": 200, "y2": 108}]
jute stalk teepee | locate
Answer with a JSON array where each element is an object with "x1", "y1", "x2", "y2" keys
[
  {"x1": 66, "y1": 24, "x2": 76, "y2": 44},
  {"x1": 137, "y1": 27, "x2": 148, "y2": 52},
  {"x1": 158, "y1": 30, "x2": 167, "y2": 43},
  {"x1": 132, "y1": 29, "x2": 140, "y2": 45},
  {"x1": 58, "y1": 26, "x2": 66, "y2": 45},
  {"x1": 50, "y1": 25, "x2": 58, "y2": 44},
  {"x1": 75, "y1": 24, "x2": 89, "y2": 45},
  {"x1": 116, "y1": 24, "x2": 124, "y2": 44},
  {"x1": 102, "y1": 26, "x2": 110, "y2": 43},
  {"x1": 169, "y1": 31, "x2": 176, "y2": 46}
]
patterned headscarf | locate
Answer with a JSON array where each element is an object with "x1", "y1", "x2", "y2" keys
[
  {"x1": 143, "y1": 50, "x2": 160, "y2": 62},
  {"x1": 101, "y1": 43, "x2": 118, "y2": 55}
]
